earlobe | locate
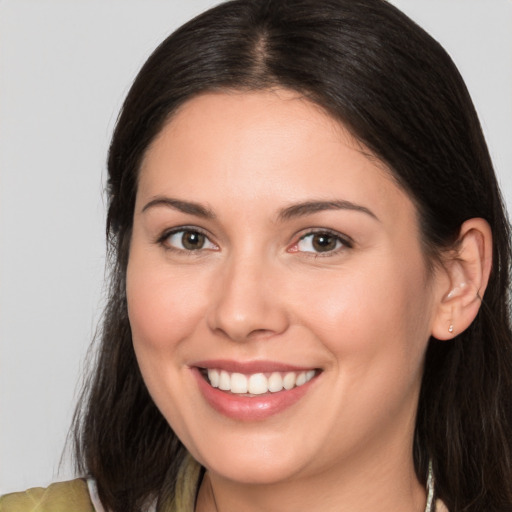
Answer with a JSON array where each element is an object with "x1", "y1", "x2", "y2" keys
[{"x1": 431, "y1": 218, "x2": 492, "y2": 341}]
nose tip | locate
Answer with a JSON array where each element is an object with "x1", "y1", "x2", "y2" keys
[
  {"x1": 206, "y1": 262, "x2": 289, "y2": 343},
  {"x1": 212, "y1": 314, "x2": 278, "y2": 343}
]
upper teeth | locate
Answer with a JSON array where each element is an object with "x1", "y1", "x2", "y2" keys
[{"x1": 207, "y1": 369, "x2": 316, "y2": 395}]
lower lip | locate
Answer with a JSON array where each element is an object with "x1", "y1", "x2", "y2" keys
[{"x1": 192, "y1": 368, "x2": 317, "y2": 421}]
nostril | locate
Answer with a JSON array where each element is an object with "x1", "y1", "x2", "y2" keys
[{"x1": 246, "y1": 328, "x2": 276, "y2": 339}]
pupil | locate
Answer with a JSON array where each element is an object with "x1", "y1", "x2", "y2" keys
[
  {"x1": 312, "y1": 234, "x2": 336, "y2": 252},
  {"x1": 183, "y1": 231, "x2": 204, "y2": 250}
]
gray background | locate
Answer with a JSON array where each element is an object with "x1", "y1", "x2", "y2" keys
[{"x1": 1, "y1": 0, "x2": 511, "y2": 493}]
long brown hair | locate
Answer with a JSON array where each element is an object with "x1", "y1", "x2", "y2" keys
[{"x1": 73, "y1": 1, "x2": 512, "y2": 510}]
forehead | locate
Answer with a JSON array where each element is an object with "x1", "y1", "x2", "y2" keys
[{"x1": 137, "y1": 89, "x2": 416, "y2": 227}]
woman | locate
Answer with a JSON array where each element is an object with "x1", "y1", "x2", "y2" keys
[{"x1": 2, "y1": 0, "x2": 511, "y2": 511}]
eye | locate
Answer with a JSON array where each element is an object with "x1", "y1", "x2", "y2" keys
[
  {"x1": 293, "y1": 231, "x2": 352, "y2": 254},
  {"x1": 163, "y1": 229, "x2": 217, "y2": 252}
]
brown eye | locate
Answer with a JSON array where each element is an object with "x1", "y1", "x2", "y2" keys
[
  {"x1": 296, "y1": 232, "x2": 348, "y2": 254},
  {"x1": 182, "y1": 231, "x2": 205, "y2": 250},
  {"x1": 311, "y1": 233, "x2": 338, "y2": 252},
  {"x1": 165, "y1": 229, "x2": 217, "y2": 251}
]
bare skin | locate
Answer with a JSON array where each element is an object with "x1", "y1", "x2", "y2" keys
[{"x1": 126, "y1": 90, "x2": 491, "y2": 512}]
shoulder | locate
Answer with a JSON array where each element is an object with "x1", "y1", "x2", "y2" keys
[{"x1": 0, "y1": 479, "x2": 95, "y2": 512}]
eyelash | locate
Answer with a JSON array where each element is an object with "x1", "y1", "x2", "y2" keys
[
  {"x1": 157, "y1": 227, "x2": 353, "y2": 256},
  {"x1": 290, "y1": 229, "x2": 353, "y2": 257},
  {"x1": 157, "y1": 227, "x2": 218, "y2": 253}
]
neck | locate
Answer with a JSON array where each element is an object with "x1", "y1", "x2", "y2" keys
[{"x1": 196, "y1": 449, "x2": 426, "y2": 512}]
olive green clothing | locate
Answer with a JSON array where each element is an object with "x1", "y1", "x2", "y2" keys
[
  {"x1": 0, "y1": 479, "x2": 95, "y2": 512},
  {"x1": 1, "y1": 456, "x2": 448, "y2": 511},
  {"x1": 0, "y1": 455, "x2": 201, "y2": 512}
]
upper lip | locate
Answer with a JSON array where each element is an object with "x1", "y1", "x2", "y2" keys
[{"x1": 192, "y1": 359, "x2": 318, "y2": 374}]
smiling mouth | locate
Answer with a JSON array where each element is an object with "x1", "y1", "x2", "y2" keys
[{"x1": 199, "y1": 368, "x2": 318, "y2": 395}]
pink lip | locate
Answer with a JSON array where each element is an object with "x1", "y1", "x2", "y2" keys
[
  {"x1": 191, "y1": 362, "x2": 319, "y2": 422},
  {"x1": 192, "y1": 359, "x2": 314, "y2": 374}
]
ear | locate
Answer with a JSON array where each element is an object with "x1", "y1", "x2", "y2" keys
[{"x1": 431, "y1": 218, "x2": 493, "y2": 340}]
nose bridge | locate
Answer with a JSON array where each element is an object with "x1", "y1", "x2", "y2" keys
[{"x1": 207, "y1": 247, "x2": 288, "y2": 342}]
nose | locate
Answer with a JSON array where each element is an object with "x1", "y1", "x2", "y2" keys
[{"x1": 206, "y1": 254, "x2": 290, "y2": 342}]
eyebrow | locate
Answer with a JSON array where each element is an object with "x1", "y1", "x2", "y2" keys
[
  {"x1": 141, "y1": 197, "x2": 216, "y2": 219},
  {"x1": 278, "y1": 200, "x2": 379, "y2": 222},
  {"x1": 141, "y1": 196, "x2": 378, "y2": 222}
]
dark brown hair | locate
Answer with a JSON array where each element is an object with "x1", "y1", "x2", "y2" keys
[{"x1": 73, "y1": 1, "x2": 512, "y2": 510}]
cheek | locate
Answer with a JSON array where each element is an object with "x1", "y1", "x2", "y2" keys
[
  {"x1": 126, "y1": 254, "x2": 208, "y2": 357},
  {"x1": 290, "y1": 255, "x2": 433, "y2": 367}
]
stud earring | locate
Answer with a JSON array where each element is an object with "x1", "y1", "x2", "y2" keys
[{"x1": 448, "y1": 324, "x2": 454, "y2": 334}]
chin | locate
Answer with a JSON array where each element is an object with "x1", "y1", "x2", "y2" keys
[
  {"x1": 189, "y1": 434, "x2": 312, "y2": 485},
  {"x1": 208, "y1": 458, "x2": 303, "y2": 485}
]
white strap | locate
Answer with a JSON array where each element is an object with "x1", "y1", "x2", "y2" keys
[
  {"x1": 86, "y1": 479, "x2": 157, "y2": 512},
  {"x1": 86, "y1": 479, "x2": 106, "y2": 512}
]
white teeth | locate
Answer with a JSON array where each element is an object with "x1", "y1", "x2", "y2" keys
[
  {"x1": 218, "y1": 370, "x2": 231, "y2": 391},
  {"x1": 248, "y1": 373, "x2": 267, "y2": 395},
  {"x1": 283, "y1": 372, "x2": 296, "y2": 390},
  {"x1": 206, "y1": 368, "x2": 316, "y2": 395},
  {"x1": 296, "y1": 372, "x2": 307, "y2": 387},
  {"x1": 208, "y1": 369, "x2": 220, "y2": 388},
  {"x1": 268, "y1": 372, "x2": 284, "y2": 392},
  {"x1": 231, "y1": 373, "x2": 248, "y2": 393}
]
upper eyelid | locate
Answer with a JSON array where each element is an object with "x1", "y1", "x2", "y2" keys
[
  {"x1": 296, "y1": 228, "x2": 354, "y2": 245},
  {"x1": 158, "y1": 225, "x2": 213, "y2": 241}
]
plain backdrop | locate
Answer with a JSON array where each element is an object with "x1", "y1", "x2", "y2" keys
[{"x1": 1, "y1": 0, "x2": 511, "y2": 494}]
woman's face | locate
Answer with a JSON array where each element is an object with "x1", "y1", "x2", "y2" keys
[{"x1": 127, "y1": 90, "x2": 445, "y2": 484}]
